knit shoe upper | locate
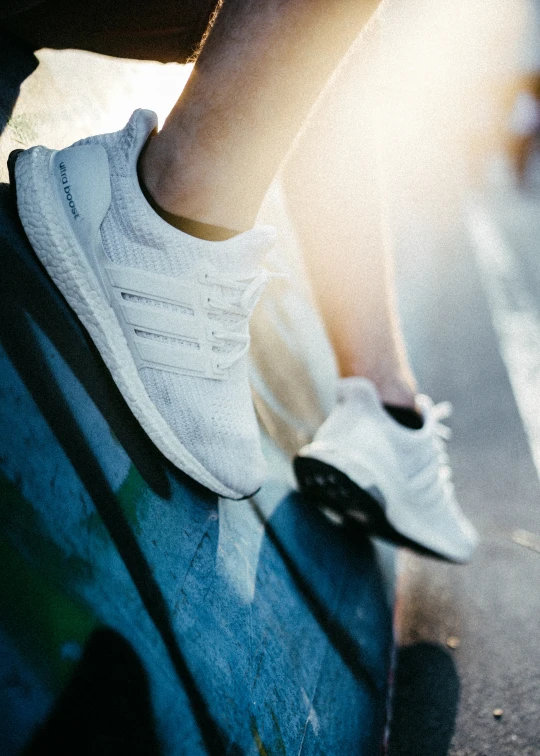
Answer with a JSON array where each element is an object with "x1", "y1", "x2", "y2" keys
[{"x1": 13, "y1": 109, "x2": 276, "y2": 498}]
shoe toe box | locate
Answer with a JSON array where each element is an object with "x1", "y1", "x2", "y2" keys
[{"x1": 142, "y1": 367, "x2": 266, "y2": 498}]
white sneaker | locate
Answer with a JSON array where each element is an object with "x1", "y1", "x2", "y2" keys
[
  {"x1": 294, "y1": 377, "x2": 478, "y2": 562},
  {"x1": 10, "y1": 109, "x2": 276, "y2": 499}
]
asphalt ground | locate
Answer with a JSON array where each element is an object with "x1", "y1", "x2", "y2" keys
[{"x1": 388, "y1": 159, "x2": 540, "y2": 755}]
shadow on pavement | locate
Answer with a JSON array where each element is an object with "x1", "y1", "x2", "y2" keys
[
  {"x1": 24, "y1": 628, "x2": 161, "y2": 755},
  {"x1": 388, "y1": 642, "x2": 460, "y2": 756}
]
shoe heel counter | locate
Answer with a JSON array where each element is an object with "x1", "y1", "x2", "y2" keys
[{"x1": 50, "y1": 144, "x2": 111, "y2": 247}]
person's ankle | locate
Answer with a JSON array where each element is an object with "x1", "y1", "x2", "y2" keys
[
  {"x1": 137, "y1": 140, "x2": 244, "y2": 241},
  {"x1": 138, "y1": 133, "x2": 256, "y2": 232}
]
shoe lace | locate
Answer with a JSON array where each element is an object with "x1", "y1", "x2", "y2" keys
[
  {"x1": 203, "y1": 268, "x2": 284, "y2": 370},
  {"x1": 429, "y1": 399, "x2": 454, "y2": 490}
]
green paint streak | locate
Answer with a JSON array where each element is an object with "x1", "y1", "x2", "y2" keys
[
  {"x1": 116, "y1": 464, "x2": 148, "y2": 531},
  {"x1": 71, "y1": 464, "x2": 148, "y2": 539},
  {"x1": 250, "y1": 716, "x2": 269, "y2": 756},
  {"x1": 0, "y1": 534, "x2": 98, "y2": 691}
]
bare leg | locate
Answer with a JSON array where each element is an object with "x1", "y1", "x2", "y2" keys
[
  {"x1": 139, "y1": 0, "x2": 415, "y2": 406},
  {"x1": 282, "y1": 16, "x2": 418, "y2": 408},
  {"x1": 140, "y1": 0, "x2": 379, "y2": 231}
]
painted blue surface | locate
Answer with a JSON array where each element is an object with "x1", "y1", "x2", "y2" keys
[{"x1": 0, "y1": 184, "x2": 394, "y2": 754}]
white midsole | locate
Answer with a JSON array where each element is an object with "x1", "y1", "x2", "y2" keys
[{"x1": 14, "y1": 146, "x2": 243, "y2": 500}]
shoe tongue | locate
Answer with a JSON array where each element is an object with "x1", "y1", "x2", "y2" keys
[{"x1": 207, "y1": 225, "x2": 277, "y2": 276}]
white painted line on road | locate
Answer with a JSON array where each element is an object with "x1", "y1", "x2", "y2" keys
[{"x1": 467, "y1": 201, "x2": 540, "y2": 485}]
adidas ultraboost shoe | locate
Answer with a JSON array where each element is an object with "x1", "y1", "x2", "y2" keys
[
  {"x1": 295, "y1": 377, "x2": 478, "y2": 562},
  {"x1": 11, "y1": 109, "x2": 276, "y2": 499}
]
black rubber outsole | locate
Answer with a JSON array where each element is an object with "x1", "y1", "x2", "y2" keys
[{"x1": 294, "y1": 456, "x2": 458, "y2": 562}]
